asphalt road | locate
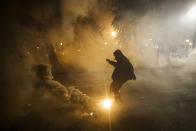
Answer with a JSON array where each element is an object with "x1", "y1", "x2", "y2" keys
[{"x1": 53, "y1": 67, "x2": 196, "y2": 131}]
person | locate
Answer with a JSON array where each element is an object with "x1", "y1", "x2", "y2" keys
[{"x1": 106, "y1": 49, "x2": 136, "y2": 101}]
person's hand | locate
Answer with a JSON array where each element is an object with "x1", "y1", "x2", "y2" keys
[{"x1": 106, "y1": 59, "x2": 110, "y2": 62}]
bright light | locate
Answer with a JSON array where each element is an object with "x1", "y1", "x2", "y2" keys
[
  {"x1": 188, "y1": 7, "x2": 196, "y2": 19},
  {"x1": 189, "y1": 42, "x2": 193, "y2": 46},
  {"x1": 60, "y1": 42, "x2": 63, "y2": 46},
  {"x1": 102, "y1": 98, "x2": 113, "y2": 109},
  {"x1": 90, "y1": 112, "x2": 93, "y2": 116},
  {"x1": 111, "y1": 31, "x2": 116, "y2": 37},
  {"x1": 186, "y1": 39, "x2": 190, "y2": 42}
]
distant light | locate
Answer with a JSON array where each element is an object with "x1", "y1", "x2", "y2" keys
[
  {"x1": 155, "y1": 45, "x2": 159, "y2": 49},
  {"x1": 186, "y1": 39, "x2": 190, "y2": 42},
  {"x1": 90, "y1": 112, "x2": 93, "y2": 116},
  {"x1": 104, "y1": 42, "x2": 108, "y2": 45},
  {"x1": 36, "y1": 46, "x2": 40, "y2": 49},
  {"x1": 189, "y1": 42, "x2": 193, "y2": 46},
  {"x1": 111, "y1": 31, "x2": 116, "y2": 37},
  {"x1": 188, "y1": 7, "x2": 196, "y2": 19},
  {"x1": 60, "y1": 42, "x2": 63, "y2": 46},
  {"x1": 102, "y1": 98, "x2": 113, "y2": 109}
]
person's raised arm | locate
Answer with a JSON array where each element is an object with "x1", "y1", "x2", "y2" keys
[{"x1": 106, "y1": 59, "x2": 117, "y2": 67}]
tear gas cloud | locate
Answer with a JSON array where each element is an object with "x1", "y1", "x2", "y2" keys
[
  {"x1": 1, "y1": 0, "x2": 117, "y2": 130},
  {"x1": 49, "y1": 0, "x2": 119, "y2": 71},
  {"x1": 113, "y1": 0, "x2": 196, "y2": 67},
  {"x1": 2, "y1": 0, "x2": 196, "y2": 130}
]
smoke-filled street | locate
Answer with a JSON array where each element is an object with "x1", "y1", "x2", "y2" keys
[
  {"x1": 1, "y1": 0, "x2": 196, "y2": 131},
  {"x1": 52, "y1": 66, "x2": 196, "y2": 131}
]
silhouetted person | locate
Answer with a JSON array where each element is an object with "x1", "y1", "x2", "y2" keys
[{"x1": 106, "y1": 49, "x2": 136, "y2": 101}]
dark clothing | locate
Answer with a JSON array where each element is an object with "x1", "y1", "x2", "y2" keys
[
  {"x1": 107, "y1": 51, "x2": 136, "y2": 101},
  {"x1": 108, "y1": 57, "x2": 136, "y2": 84}
]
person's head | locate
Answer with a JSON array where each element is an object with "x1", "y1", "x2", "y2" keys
[{"x1": 113, "y1": 49, "x2": 124, "y2": 61}]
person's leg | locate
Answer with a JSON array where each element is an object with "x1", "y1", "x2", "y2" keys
[
  {"x1": 110, "y1": 81, "x2": 116, "y2": 97},
  {"x1": 114, "y1": 82, "x2": 125, "y2": 102},
  {"x1": 114, "y1": 90, "x2": 121, "y2": 102},
  {"x1": 110, "y1": 81, "x2": 121, "y2": 101}
]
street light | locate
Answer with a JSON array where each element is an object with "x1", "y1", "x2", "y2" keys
[
  {"x1": 188, "y1": 7, "x2": 196, "y2": 19},
  {"x1": 187, "y1": 7, "x2": 196, "y2": 48},
  {"x1": 111, "y1": 31, "x2": 116, "y2": 37}
]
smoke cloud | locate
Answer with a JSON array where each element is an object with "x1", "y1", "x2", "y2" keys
[
  {"x1": 2, "y1": 0, "x2": 196, "y2": 131},
  {"x1": 1, "y1": 0, "x2": 116, "y2": 130}
]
